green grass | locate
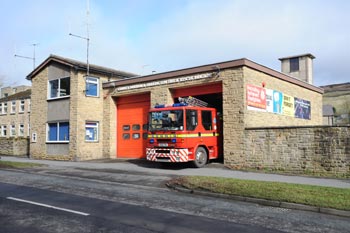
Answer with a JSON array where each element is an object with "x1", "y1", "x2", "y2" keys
[
  {"x1": 0, "y1": 160, "x2": 44, "y2": 169},
  {"x1": 171, "y1": 176, "x2": 350, "y2": 211}
]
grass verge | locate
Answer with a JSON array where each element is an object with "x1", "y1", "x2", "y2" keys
[
  {"x1": 0, "y1": 160, "x2": 44, "y2": 169},
  {"x1": 170, "y1": 176, "x2": 350, "y2": 211}
]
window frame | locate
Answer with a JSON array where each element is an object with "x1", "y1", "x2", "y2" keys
[
  {"x1": 201, "y1": 110, "x2": 213, "y2": 131},
  {"x1": 0, "y1": 103, "x2": 2, "y2": 115},
  {"x1": 85, "y1": 77, "x2": 100, "y2": 97},
  {"x1": 46, "y1": 122, "x2": 70, "y2": 143},
  {"x1": 85, "y1": 121, "x2": 99, "y2": 142},
  {"x1": 48, "y1": 77, "x2": 71, "y2": 100},
  {"x1": 11, "y1": 100, "x2": 16, "y2": 114},
  {"x1": 10, "y1": 124, "x2": 16, "y2": 137},
  {"x1": 290, "y1": 57, "x2": 299, "y2": 72},
  {"x1": 19, "y1": 124, "x2": 24, "y2": 137},
  {"x1": 19, "y1": 100, "x2": 25, "y2": 113},
  {"x1": 1, "y1": 125, "x2": 7, "y2": 137}
]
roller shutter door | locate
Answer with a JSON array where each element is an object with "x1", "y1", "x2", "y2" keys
[{"x1": 116, "y1": 93, "x2": 150, "y2": 158}]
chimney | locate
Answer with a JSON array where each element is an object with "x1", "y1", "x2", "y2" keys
[{"x1": 279, "y1": 53, "x2": 315, "y2": 84}]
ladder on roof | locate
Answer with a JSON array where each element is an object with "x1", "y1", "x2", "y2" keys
[{"x1": 178, "y1": 96, "x2": 208, "y2": 107}]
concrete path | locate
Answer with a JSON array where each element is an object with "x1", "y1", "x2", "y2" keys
[{"x1": 1, "y1": 156, "x2": 349, "y2": 189}]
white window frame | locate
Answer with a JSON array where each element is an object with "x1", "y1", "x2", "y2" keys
[
  {"x1": 85, "y1": 121, "x2": 99, "y2": 142},
  {"x1": 85, "y1": 77, "x2": 100, "y2": 97},
  {"x1": 48, "y1": 77, "x2": 70, "y2": 100},
  {"x1": 3, "y1": 102, "x2": 7, "y2": 114},
  {"x1": 1, "y1": 125, "x2": 7, "y2": 137},
  {"x1": 10, "y1": 124, "x2": 16, "y2": 137},
  {"x1": 46, "y1": 122, "x2": 70, "y2": 143},
  {"x1": 19, "y1": 124, "x2": 24, "y2": 137},
  {"x1": 11, "y1": 101, "x2": 16, "y2": 114},
  {"x1": 19, "y1": 100, "x2": 25, "y2": 113}
]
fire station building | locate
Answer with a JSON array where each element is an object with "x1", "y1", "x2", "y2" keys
[{"x1": 27, "y1": 54, "x2": 324, "y2": 166}]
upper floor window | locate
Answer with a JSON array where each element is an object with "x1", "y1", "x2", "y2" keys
[
  {"x1": 290, "y1": 57, "x2": 299, "y2": 72},
  {"x1": 85, "y1": 77, "x2": 99, "y2": 97},
  {"x1": 48, "y1": 77, "x2": 70, "y2": 99},
  {"x1": 3, "y1": 102, "x2": 7, "y2": 114},
  {"x1": 11, "y1": 101, "x2": 16, "y2": 114},
  {"x1": 19, "y1": 100, "x2": 25, "y2": 113}
]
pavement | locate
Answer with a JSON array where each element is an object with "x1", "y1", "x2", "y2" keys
[{"x1": 1, "y1": 156, "x2": 350, "y2": 189}]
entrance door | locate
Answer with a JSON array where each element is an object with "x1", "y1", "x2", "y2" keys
[{"x1": 116, "y1": 93, "x2": 150, "y2": 158}]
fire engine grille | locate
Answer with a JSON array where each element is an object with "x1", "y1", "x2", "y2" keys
[{"x1": 155, "y1": 149, "x2": 170, "y2": 154}]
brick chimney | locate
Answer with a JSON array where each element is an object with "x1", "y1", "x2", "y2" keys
[{"x1": 279, "y1": 53, "x2": 315, "y2": 85}]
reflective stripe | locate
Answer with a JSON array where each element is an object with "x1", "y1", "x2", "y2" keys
[{"x1": 148, "y1": 133, "x2": 219, "y2": 138}]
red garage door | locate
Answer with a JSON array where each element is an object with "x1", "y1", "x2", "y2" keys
[{"x1": 116, "y1": 93, "x2": 150, "y2": 158}]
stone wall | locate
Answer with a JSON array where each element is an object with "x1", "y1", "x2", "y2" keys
[
  {"x1": 243, "y1": 126, "x2": 350, "y2": 176},
  {"x1": 0, "y1": 137, "x2": 29, "y2": 156}
]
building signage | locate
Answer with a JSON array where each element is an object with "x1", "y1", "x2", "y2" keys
[
  {"x1": 295, "y1": 98, "x2": 311, "y2": 120},
  {"x1": 283, "y1": 94, "x2": 294, "y2": 117},
  {"x1": 117, "y1": 73, "x2": 213, "y2": 92},
  {"x1": 246, "y1": 84, "x2": 266, "y2": 109},
  {"x1": 246, "y1": 84, "x2": 311, "y2": 120}
]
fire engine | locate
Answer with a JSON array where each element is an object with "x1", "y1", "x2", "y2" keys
[{"x1": 146, "y1": 96, "x2": 220, "y2": 168}]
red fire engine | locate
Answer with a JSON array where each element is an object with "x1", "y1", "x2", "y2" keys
[{"x1": 146, "y1": 96, "x2": 220, "y2": 168}]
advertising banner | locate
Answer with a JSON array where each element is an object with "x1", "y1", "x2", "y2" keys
[
  {"x1": 273, "y1": 91, "x2": 283, "y2": 114},
  {"x1": 294, "y1": 98, "x2": 311, "y2": 120},
  {"x1": 283, "y1": 94, "x2": 294, "y2": 117},
  {"x1": 265, "y1": 89, "x2": 273, "y2": 113},
  {"x1": 247, "y1": 84, "x2": 266, "y2": 110}
]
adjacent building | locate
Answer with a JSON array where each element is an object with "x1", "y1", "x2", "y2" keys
[
  {"x1": 27, "y1": 54, "x2": 323, "y2": 164},
  {"x1": 0, "y1": 88, "x2": 31, "y2": 138}
]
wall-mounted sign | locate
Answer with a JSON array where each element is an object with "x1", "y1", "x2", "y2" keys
[
  {"x1": 273, "y1": 90, "x2": 283, "y2": 114},
  {"x1": 247, "y1": 84, "x2": 266, "y2": 110},
  {"x1": 295, "y1": 98, "x2": 311, "y2": 120},
  {"x1": 117, "y1": 72, "x2": 214, "y2": 91},
  {"x1": 283, "y1": 94, "x2": 294, "y2": 117}
]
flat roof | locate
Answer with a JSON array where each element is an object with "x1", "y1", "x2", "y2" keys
[{"x1": 103, "y1": 58, "x2": 323, "y2": 94}]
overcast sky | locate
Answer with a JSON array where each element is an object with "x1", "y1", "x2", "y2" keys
[{"x1": 0, "y1": 0, "x2": 349, "y2": 87}]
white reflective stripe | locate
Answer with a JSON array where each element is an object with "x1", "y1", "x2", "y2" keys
[{"x1": 7, "y1": 197, "x2": 90, "y2": 216}]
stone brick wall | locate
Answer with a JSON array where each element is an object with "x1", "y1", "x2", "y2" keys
[
  {"x1": 0, "y1": 137, "x2": 29, "y2": 156},
  {"x1": 243, "y1": 126, "x2": 350, "y2": 176}
]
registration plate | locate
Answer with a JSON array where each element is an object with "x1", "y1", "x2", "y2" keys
[{"x1": 158, "y1": 143, "x2": 168, "y2": 147}]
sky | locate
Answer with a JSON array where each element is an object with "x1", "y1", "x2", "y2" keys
[{"x1": 0, "y1": 0, "x2": 349, "y2": 87}]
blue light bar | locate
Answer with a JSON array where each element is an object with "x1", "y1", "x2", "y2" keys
[
  {"x1": 172, "y1": 103, "x2": 188, "y2": 107},
  {"x1": 155, "y1": 104, "x2": 165, "y2": 108}
]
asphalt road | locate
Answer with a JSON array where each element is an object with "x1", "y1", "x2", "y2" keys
[
  {"x1": 0, "y1": 167, "x2": 349, "y2": 233},
  {"x1": 0, "y1": 182, "x2": 280, "y2": 233}
]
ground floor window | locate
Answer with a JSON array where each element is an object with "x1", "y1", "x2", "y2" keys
[
  {"x1": 85, "y1": 122, "x2": 98, "y2": 142},
  {"x1": 1, "y1": 125, "x2": 7, "y2": 137},
  {"x1": 10, "y1": 125, "x2": 16, "y2": 137},
  {"x1": 47, "y1": 122, "x2": 69, "y2": 142},
  {"x1": 19, "y1": 124, "x2": 24, "y2": 137}
]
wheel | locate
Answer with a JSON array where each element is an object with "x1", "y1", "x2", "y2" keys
[{"x1": 192, "y1": 147, "x2": 208, "y2": 168}]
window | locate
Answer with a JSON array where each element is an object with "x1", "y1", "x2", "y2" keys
[
  {"x1": 85, "y1": 77, "x2": 99, "y2": 97},
  {"x1": 28, "y1": 99, "x2": 31, "y2": 112},
  {"x1": 85, "y1": 122, "x2": 98, "y2": 142},
  {"x1": 19, "y1": 124, "x2": 24, "y2": 137},
  {"x1": 186, "y1": 109, "x2": 198, "y2": 131},
  {"x1": 3, "y1": 102, "x2": 7, "y2": 114},
  {"x1": 48, "y1": 77, "x2": 70, "y2": 99},
  {"x1": 11, "y1": 101, "x2": 16, "y2": 114},
  {"x1": 1, "y1": 125, "x2": 7, "y2": 137},
  {"x1": 10, "y1": 125, "x2": 16, "y2": 137},
  {"x1": 290, "y1": 57, "x2": 299, "y2": 72},
  {"x1": 47, "y1": 122, "x2": 69, "y2": 142},
  {"x1": 19, "y1": 100, "x2": 25, "y2": 113},
  {"x1": 202, "y1": 111, "x2": 212, "y2": 130},
  {"x1": 0, "y1": 103, "x2": 2, "y2": 114}
]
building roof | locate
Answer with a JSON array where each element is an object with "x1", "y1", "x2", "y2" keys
[
  {"x1": 0, "y1": 89, "x2": 31, "y2": 102},
  {"x1": 323, "y1": 105, "x2": 334, "y2": 116},
  {"x1": 278, "y1": 53, "x2": 316, "y2": 60},
  {"x1": 103, "y1": 58, "x2": 324, "y2": 94},
  {"x1": 26, "y1": 54, "x2": 137, "y2": 80}
]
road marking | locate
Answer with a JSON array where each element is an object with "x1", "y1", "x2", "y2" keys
[{"x1": 7, "y1": 197, "x2": 90, "y2": 216}]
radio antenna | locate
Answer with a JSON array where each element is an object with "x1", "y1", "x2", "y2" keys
[{"x1": 14, "y1": 43, "x2": 38, "y2": 70}]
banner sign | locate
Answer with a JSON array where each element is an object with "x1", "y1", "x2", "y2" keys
[
  {"x1": 283, "y1": 94, "x2": 294, "y2": 117},
  {"x1": 265, "y1": 89, "x2": 273, "y2": 113},
  {"x1": 247, "y1": 84, "x2": 266, "y2": 110},
  {"x1": 294, "y1": 98, "x2": 311, "y2": 119},
  {"x1": 273, "y1": 90, "x2": 283, "y2": 114}
]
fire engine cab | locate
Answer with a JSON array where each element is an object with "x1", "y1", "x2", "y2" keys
[{"x1": 146, "y1": 96, "x2": 220, "y2": 168}]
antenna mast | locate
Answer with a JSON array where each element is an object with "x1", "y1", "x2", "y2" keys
[
  {"x1": 14, "y1": 43, "x2": 38, "y2": 70},
  {"x1": 69, "y1": 0, "x2": 90, "y2": 77}
]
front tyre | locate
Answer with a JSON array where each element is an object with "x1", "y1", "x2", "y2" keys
[{"x1": 193, "y1": 147, "x2": 208, "y2": 168}]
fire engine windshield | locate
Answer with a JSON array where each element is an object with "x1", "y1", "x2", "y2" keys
[{"x1": 149, "y1": 110, "x2": 184, "y2": 131}]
